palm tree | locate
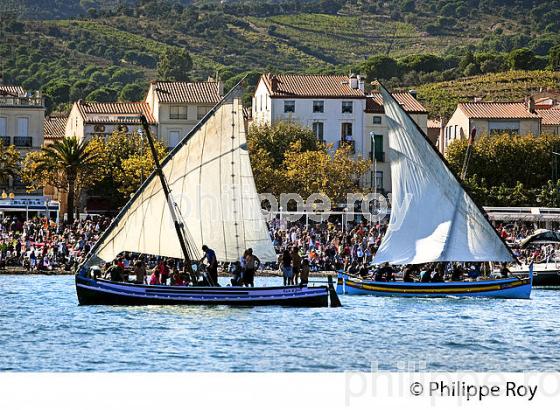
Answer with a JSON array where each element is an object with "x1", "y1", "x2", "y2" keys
[{"x1": 36, "y1": 137, "x2": 103, "y2": 224}]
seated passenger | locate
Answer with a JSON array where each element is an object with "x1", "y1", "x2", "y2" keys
[
  {"x1": 500, "y1": 263, "x2": 510, "y2": 278},
  {"x1": 107, "y1": 260, "x2": 125, "y2": 282},
  {"x1": 149, "y1": 268, "x2": 160, "y2": 285},
  {"x1": 451, "y1": 264, "x2": 464, "y2": 281},
  {"x1": 420, "y1": 268, "x2": 432, "y2": 283},
  {"x1": 403, "y1": 266, "x2": 414, "y2": 283}
]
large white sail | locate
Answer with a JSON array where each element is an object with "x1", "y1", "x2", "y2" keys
[
  {"x1": 373, "y1": 84, "x2": 514, "y2": 264},
  {"x1": 84, "y1": 87, "x2": 276, "y2": 267}
]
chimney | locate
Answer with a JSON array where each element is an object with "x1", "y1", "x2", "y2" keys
[
  {"x1": 409, "y1": 89, "x2": 417, "y2": 99},
  {"x1": 357, "y1": 75, "x2": 365, "y2": 92},
  {"x1": 218, "y1": 80, "x2": 224, "y2": 97},
  {"x1": 527, "y1": 96, "x2": 536, "y2": 113},
  {"x1": 474, "y1": 97, "x2": 483, "y2": 103},
  {"x1": 349, "y1": 73, "x2": 358, "y2": 89}
]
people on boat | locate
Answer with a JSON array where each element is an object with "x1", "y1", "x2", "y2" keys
[
  {"x1": 403, "y1": 266, "x2": 415, "y2": 282},
  {"x1": 291, "y1": 247, "x2": 302, "y2": 285},
  {"x1": 451, "y1": 263, "x2": 464, "y2": 281},
  {"x1": 467, "y1": 264, "x2": 481, "y2": 280},
  {"x1": 157, "y1": 260, "x2": 170, "y2": 285},
  {"x1": 133, "y1": 260, "x2": 146, "y2": 284},
  {"x1": 500, "y1": 263, "x2": 511, "y2": 278},
  {"x1": 280, "y1": 249, "x2": 293, "y2": 286},
  {"x1": 149, "y1": 267, "x2": 160, "y2": 285},
  {"x1": 200, "y1": 245, "x2": 219, "y2": 286},
  {"x1": 106, "y1": 259, "x2": 125, "y2": 282},
  {"x1": 379, "y1": 262, "x2": 395, "y2": 281},
  {"x1": 243, "y1": 248, "x2": 260, "y2": 287},
  {"x1": 230, "y1": 260, "x2": 243, "y2": 286},
  {"x1": 300, "y1": 259, "x2": 310, "y2": 286},
  {"x1": 420, "y1": 267, "x2": 433, "y2": 283}
]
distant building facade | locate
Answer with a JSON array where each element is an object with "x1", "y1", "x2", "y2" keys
[
  {"x1": 145, "y1": 81, "x2": 223, "y2": 148},
  {"x1": 252, "y1": 73, "x2": 427, "y2": 193},
  {"x1": 0, "y1": 85, "x2": 45, "y2": 195},
  {"x1": 65, "y1": 100, "x2": 157, "y2": 141},
  {"x1": 442, "y1": 101, "x2": 542, "y2": 153}
]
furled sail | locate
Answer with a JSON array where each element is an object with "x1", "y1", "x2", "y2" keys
[
  {"x1": 373, "y1": 84, "x2": 515, "y2": 264},
  {"x1": 83, "y1": 86, "x2": 276, "y2": 268}
]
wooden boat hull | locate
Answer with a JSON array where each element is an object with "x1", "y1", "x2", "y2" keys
[
  {"x1": 75, "y1": 274, "x2": 331, "y2": 307},
  {"x1": 336, "y1": 271, "x2": 533, "y2": 299}
]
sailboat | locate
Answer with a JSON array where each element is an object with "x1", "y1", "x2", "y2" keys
[
  {"x1": 75, "y1": 85, "x2": 340, "y2": 307},
  {"x1": 337, "y1": 83, "x2": 533, "y2": 299}
]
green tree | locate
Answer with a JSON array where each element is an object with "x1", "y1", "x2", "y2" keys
[
  {"x1": 361, "y1": 55, "x2": 399, "y2": 80},
  {"x1": 119, "y1": 83, "x2": 146, "y2": 102},
  {"x1": 548, "y1": 45, "x2": 560, "y2": 70},
  {"x1": 508, "y1": 48, "x2": 536, "y2": 70},
  {"x1": 0, "y1": 143, "x2": 21, "y2": 186},
  {"x1": 157, "y1": 48, "x2": 192, "y2": 81},
  {"x1": 22, "y1": 137, "x2": 107, "y2": 224}
]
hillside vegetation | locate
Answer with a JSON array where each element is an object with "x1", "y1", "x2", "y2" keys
[
  {"x1": 417, "y1": 70, "x2": 560, "y2": 117},
  {"x1": 1, "y1": 0, "x2": 559, "y2": 114}
]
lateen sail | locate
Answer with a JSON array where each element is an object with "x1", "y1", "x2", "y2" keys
[
  {"x1": 373, "y1": 84, "x2": 515, "y2": 264},
  {"x1": 83, "y1": 86, "x2": 276, "y2": 268}
]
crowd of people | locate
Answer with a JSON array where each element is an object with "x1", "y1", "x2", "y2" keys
[
  {"x1": 0, "y1": 215, "x2": 110, "y2": 272},
  {"x1": 1, "y1": 212, "x2": 558, "y2": 284}
]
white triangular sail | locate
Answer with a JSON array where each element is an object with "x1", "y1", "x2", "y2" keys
[
  {"x1": 373, "y1": 85, "x2": 514, "y2": 265},
  {"x1": 84, "y1": 87, "x2": 276, "y2": 267}
]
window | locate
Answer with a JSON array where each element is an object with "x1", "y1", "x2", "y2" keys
[
  {"x1": 0, "y1": 117, "x2": 6, "y2": 136},
  {"x1": 168, "y1": 130, "x2": 181, "y2": 147},
  {"x1": 170, "y1": 105, "x2": 188, "y2": 120},
  {"x1": 312, "y1": 122, "x2": 324, "y2": 141},
  {"x1": 16, "y1": 117, "x2": 28, "y2": 136},
  {"x1": 94, "y1": 124, "x2": 105, "y2": 133},
  {"x1": 313, "y1": 100, "x2": 324, "y2": 113},
  {"x1": 284, "y1": 100, "x2": 295, "y2": 113},
  {"x1": 373, "y1": 134, "x2": 384, "y2": 162},
  {"x1": 489, "y1": 121, "x2": 520, "y2": 135},
  {"x1": 197, "y1": 106, "x2": 209, "y2": 120},
  {"x1": 454, "y1": 125, "x2": 458, "y2": 138},
  {"x1": 341, "y1": 122, "x2": 353, "y2": 139},
  {"x1": 342, "y1": 101, "x2": 353, "y2": 113},
  {"x1": 372, "y1": 116, "x2": 382, "y2": 124}
]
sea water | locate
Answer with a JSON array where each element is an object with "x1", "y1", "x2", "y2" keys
[{"x1": 1, "y1": 275, "x2": 558, "y2": 372}]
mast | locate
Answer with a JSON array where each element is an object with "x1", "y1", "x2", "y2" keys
[{"x1": 140, "y1": 115, "x2": 193, "y2": 272}]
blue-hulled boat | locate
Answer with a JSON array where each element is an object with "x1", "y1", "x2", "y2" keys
[
  {"x1": 337, "y1": 82, "x2": 533, "y2": 300},
  {"x1": 74, "y1": 85, "x2": 341, "y2": 308},
  {"x1": 336, "y1": 265, "x2": 533, "y2": 299},
  {"x1": 76, "y1": 274, "x2": 335, "y2": 307}
]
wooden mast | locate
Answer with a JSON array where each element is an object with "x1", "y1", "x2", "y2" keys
[{"x1": 139, "y1": 115, "x2": 193, "y2": 273}]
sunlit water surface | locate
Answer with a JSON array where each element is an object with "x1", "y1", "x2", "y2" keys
[{"x1": 1, "y1": 275, "x2": 559, "y2": 371}]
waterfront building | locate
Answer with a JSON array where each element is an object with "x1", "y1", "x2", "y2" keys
[
  {"x1": 65, "y1": 100, "x2": 157, "y2": 142},
  {"x1": 0, "y1": 84, "x2": 45, "y2": 195},
  {"x1": 145, "y1": 80, "x2": 223, "y2": 148},
  {"x1": 251, "y1": 73, "x2": 427, "y2": 193}
]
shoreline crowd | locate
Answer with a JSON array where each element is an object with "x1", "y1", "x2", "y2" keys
[{"x1": 0, "y1": 214, "x2": 557, "y2": 278}]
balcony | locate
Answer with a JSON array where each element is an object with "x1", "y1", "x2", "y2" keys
[
  {"x1": 13, "y1": 136, "x2": 33, "y2": 147},
  {"x1": 0, "y1": 96, "x2": 44, "y2": 107},
  {"x1": 0, "y1": 136, "x2": 10, "y2": 146}
]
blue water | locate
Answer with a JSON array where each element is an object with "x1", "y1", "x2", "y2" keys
[{"x1": 1, "y1": 275, "x2": 559, "y2": 372}]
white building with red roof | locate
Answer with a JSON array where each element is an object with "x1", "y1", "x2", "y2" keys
[
  {"x1": 252, "y1": 73, "x2": 427, "y2": 192},
  {"x1": 145, "y1": 80, "x2": 223, "y2": 147}
]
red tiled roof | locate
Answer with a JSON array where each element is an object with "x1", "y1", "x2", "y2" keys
[
  {"x1": 0, "y1": 85, "x2": 25, "y2": 97},
  {"x1": 76, "y1": 101, "x2": 156, "y2": 124},
  {"x1": 151, "y1": 81, "x2": 222, "y2": 104},
  {"x1": 458, "y1": 102, "x2": 540, "y2": 119},
  {"x1": 44, "y1": 115, "x2": 67, "y2": 140},
  {"x1": 537, "y1": 109, "x2": 560, "y2": 126},
  {"x1": 261, "y1": 74, "x2": 366, "y2": 98},
  {"x1": 365, "y1": 92, "x2": 427, "y2": 113}
]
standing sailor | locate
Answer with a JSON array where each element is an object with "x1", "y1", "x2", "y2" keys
[{"x1": 200, "y1": 245, "x2": 219, "y2": 286}]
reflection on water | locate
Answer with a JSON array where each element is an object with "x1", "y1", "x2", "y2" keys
[{"x1": 0, "y1": 275, "x2": 559, "y2": 372}]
